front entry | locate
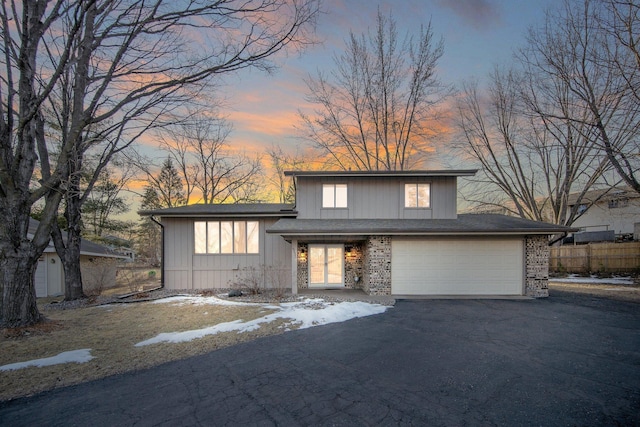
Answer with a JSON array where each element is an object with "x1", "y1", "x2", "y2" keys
[{"x1": 309, "y1": 244, "x2": 344, "y2": 288}]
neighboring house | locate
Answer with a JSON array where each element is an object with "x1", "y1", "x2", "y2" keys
[
  {"x1": 566, "y1": 187, "x2": 640, "y2": 239},
  {"x1": 141, "y1": 170, "x2": 574, "y2": 298},
  {"x1": 30, "y1": 219, "x2": 127, "y2": 297}
]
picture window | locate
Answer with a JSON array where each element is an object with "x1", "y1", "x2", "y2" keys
[{"x1": 194, "y1": 221, "x2": 259, "y2": 254}]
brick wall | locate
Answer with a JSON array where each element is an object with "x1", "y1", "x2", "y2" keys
[
  {"x1": 364, "y1": 236, "x2": 392, "y2": 295},
  {"x1": 525, "y1": 235, "x2": 550, "y2": 298},
  {"x1": 297, "y1": 243, "x2": 308, "y2": 289},
  {"x1": 344, "y1": 243, "x2": 364, "y2": 290}
]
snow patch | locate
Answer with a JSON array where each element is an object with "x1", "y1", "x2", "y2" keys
[
  {"x1": 151, "y1": 295, "x2": 263, "y2": 307},
  {"x1": 136, "y1": 298, "x2": 389, "y2": 347},
  {"x1": 0, "y1": 349, "x2": 94, "y2": 372}
]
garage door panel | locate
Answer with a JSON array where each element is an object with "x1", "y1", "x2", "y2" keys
[{"x1": 391, "y1": 239, "x2": 523, "y2": 295}]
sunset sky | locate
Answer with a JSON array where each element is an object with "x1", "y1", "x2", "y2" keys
[
  {"x1": 213, "y1": 0, "x2": 556, "y2": 163},
  {"x1": 127, "y1": 0, "x2": 558, "y2": 210}
]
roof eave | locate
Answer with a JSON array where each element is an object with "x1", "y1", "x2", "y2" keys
[
  {"x1": 268, "y1": 229, "x2": 572, "y2": 236},
  {"x1": 142, "y1": 212, "x2": 298, "y2": 218},
  {"x1": 284, "y1": 169, "x2": 478, "y2": 177}
]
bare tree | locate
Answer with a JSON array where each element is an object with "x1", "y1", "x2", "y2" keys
[
  {"x1": 521, "y1": 0, "x2": 640, "y2": 193},
  {"x1": 267, "y1": 144, "x2": 311, "y2": 203},
  {"x1": 300, "y1": 9, "x2": 450, "y2": 171},
  {"x1": 454, "y1": 68, "x2": 611, "y2": 229},
  {"x1": 0, "y1": 0, "x2": 320, "y2": 327},
  {"x1": 598, "y1": 0, "x2": 640, "y2": 103},
  {"x1": 157, "y1": 113, "x2": 264, "y2": 204}
]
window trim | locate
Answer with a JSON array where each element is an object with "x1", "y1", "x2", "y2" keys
[
  {"x1": 404, "y1": 183, "x2": 431, "y2": 208},
  {"x1": 194, "y1": 220, "x2": 260, "y2": 254},
  {"x1": 322, "y1": 183, "x2": 348, "y2": 208}
]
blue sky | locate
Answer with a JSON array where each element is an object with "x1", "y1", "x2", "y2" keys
[{"x1": 217, "y1": 0, "x2": 556, "y2": 159}]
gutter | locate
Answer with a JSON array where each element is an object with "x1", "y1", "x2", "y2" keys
[{"x1": 149, "y1": 215, "x2": 165, "y2": 289}]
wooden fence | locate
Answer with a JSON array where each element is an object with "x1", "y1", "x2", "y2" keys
[{"x1": 549, "y1": 242, "x2": 640, "y2": 274}]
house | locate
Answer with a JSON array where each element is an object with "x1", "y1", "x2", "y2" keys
[
  {"x1": 141, "y1": 170, "x2": 574, "y2": 298},
  {"x1": 566, "y1": 187, "x2": 640, "y2": 241},
  {"x1": 30, "y1": 219, "x2": 127, "y2": 297}
]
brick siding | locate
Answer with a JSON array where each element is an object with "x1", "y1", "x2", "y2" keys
[
  {"x1": 363, "y1": 236, "x2": 392, "y2": 295},
  {"x1": 525, "y1": 235, "x2": 550, "y2": 298},
  {"x1": 344, "y1": 243, "x2": 364, "y2": 290},
  {"x1": 297, "y1": 243, "x2": 308, "y2": 289}
]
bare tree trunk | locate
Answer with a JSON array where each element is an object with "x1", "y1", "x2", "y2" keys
[
  {"x1": 62, "y1": 243, "x2": 84, "y2": 301},
  {"x1": 1, "y1": 251, "x2": 43, "y2": 328},
  {"x1": 51, "y1": 222, "x2": 85, "y2": 301}
]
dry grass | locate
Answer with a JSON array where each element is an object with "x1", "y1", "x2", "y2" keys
[
  {"x1": 549, "y1": 279, "x2": 640, "y2": 303},
  {"x1": 0, "y1": 296, "x2": 288, "y2": 401}
]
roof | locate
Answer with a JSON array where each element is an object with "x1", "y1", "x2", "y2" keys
[
  {"x1": 284, "y1": 170, "x2": 478, "y2": 177},
  {"x1": 266, "y1": 214, "x2": 576, "y2": 237},
  {"x1": 28, "y1": 218, "x2": 126, "y2": 258},
  {"x1": 139, "y1": 203, "x2": 297, "y2": 218},
  {"x1": 567, "y1": 186, "x2": 639, "y2": 206}
]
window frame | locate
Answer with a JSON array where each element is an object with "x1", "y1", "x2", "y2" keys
[
  {"x1": 322, "y1": 183, "x2": 348, "y2": 208},
  {"x1": 404, "y1": 183, "x2": 431, "y2": 208},
  {"x1": 194, "y1": 220, "x2": 260, "y2": 254}
]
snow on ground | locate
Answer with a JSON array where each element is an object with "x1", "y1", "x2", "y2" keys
[
  {"x1": 0, "y1": 349, "x2": 94, "y2": 372},
  {"x1": 150, "y1": 295, "x2": 264, "y2": 307},
  {"x1": 549, "y1": 275, "x2": 635, "y2": 285},
  {"x1": 136, "y1": 297, "x2": 390, "y2": 347}
]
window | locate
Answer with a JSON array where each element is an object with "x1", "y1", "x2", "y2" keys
[
  {"x1": 405, "y1": 183, "x2": 430, "y2": 208},
  {"x1": 608, "y1": 198, "x2": 628, "y2": 209},
  {"x1": 322, "y1": 184, "x2": 348, "y2": 208},
  {"x1": 194, "y1": 221, "x2": 259, "y2": 254}
]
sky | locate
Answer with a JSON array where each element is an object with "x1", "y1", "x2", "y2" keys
[
  {"x1": 126, "y1": 0, "x2": 558, "y2": 212},
  {"x1": 212, "y1": 0, "x2": 557, "y2": 165}
]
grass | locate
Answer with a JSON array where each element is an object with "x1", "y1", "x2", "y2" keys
[{"x1": 0, "y1": 294, "x2": 288, "y2": 401}]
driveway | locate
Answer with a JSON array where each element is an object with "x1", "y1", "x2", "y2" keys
[{"x1": 1, "y1": 291, "x2": 639, "y2": 426}]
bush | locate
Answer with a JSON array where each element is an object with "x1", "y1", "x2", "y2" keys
[{"x1": 230, "y1": 264, "x2": 290, "y2": 298}]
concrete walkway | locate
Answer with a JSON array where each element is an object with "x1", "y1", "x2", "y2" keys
[{"x1": 1, "y1": 291, "x2": 639, "y2": 426}]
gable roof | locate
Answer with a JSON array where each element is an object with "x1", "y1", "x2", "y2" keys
[
  {"x1": 267, "y1": 214, "x2": 575, "y2": 237},
  {"x1": 29, "y1": 218, "x2": 125, "y2": 258},
  {"x1": 284, "y1": 170, "x2": 477, "y2": 178},
  {"x1": 139, "y1": 203, "x2": 296, "y2": 218}
]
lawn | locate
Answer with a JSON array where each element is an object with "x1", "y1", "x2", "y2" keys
[{"x1": 0, "y1": 291, "x2": 390, "y2": 401}]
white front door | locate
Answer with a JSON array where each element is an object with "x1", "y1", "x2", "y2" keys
[{"x1": 309, "y1": 244, "x2": 344, "y2": 288}]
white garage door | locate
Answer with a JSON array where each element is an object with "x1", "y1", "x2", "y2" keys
[{"x1": 391, "y1": 239, "x2": 524, "y2": 295}]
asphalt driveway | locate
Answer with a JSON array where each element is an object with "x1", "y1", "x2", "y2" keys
[{"x1": 1, "y1": 291, "x2": 639, "y2": 426}]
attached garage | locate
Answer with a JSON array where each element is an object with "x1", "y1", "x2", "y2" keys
[{"x1": 391, "y1": 238, "x2": 524, "y2": 296}]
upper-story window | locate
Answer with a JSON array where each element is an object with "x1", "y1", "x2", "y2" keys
[
  {"x1": 405, "y1": 183, "x2": 430, "y2": 208},
  {"x1": 194, "y1": 221, "x2": 259, "y2": 254},
  {"x1": 322, "y1": 184, "x2": 348, "y2": 208}
]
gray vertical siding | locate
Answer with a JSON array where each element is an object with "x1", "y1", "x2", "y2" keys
[
  {"x1": 295, "y1": 176, "x2": 458, "y2": 220},
  {"x1": 162, "y1": 217, "x2": 291, "y2": 290}
]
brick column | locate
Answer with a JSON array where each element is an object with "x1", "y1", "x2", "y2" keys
[
  {"x1": 525, "y1": 235, "x2": 550, "y2": 298},
  {"x1": 364, "y1": 236, "x2": 392, "y2": 295},
  {"x1": 297, "y1": 243, "x2": 308, "y2": 290}
]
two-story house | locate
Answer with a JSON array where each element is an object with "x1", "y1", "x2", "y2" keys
[{"x1": 141, "y1": 170, "x2": 573, "y2": 298}]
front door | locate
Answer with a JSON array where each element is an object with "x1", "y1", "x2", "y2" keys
[{"x1": 309, "y1": 244, "x2": 344, "y2": 288}]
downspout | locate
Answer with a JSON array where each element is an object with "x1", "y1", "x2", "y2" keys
[{"x1": 149, "y1": 215, "x2": 165, "y2": 289}]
